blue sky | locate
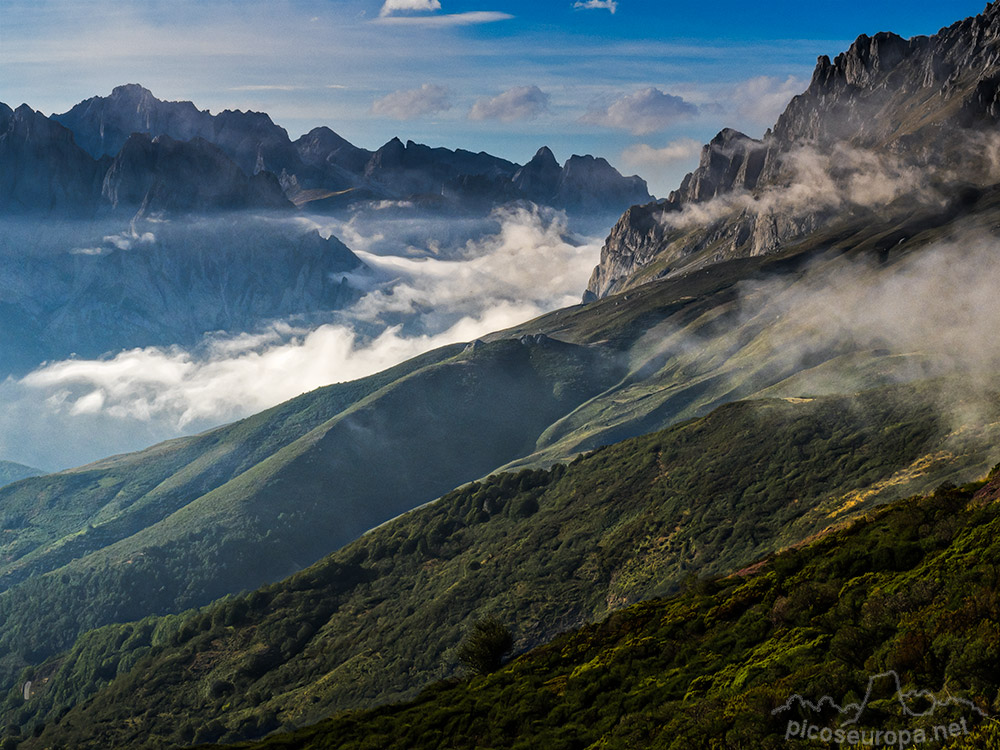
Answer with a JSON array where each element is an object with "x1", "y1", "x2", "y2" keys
[{"x1": 0, "y1": 0, "x2": 988, "y2": 195}]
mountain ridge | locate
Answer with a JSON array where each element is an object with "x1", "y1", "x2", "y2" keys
[
  {"x1": 47, "y1": 84, "x2": 651, "y2": 215},
  {"x1": 586, "y1": 0, "x2": 1000, "y2": 298}
]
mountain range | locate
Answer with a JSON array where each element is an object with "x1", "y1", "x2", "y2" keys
[
  {"x1": 2, "y1": 84, "x2": 651, "y2": 218},
  {"x1": 3, "y1": 3, "x2": 1000, "y2": 750}
]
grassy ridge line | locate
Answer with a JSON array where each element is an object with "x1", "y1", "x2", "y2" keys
[
  {"x1": 0, "y1": 463, "x2": 43, "y2": 489},
  {"x1": 0, "y1": 336, "x2": 623, "y2": 701},
  {"x1": 211, "y1": 473, "x2": 1000, "y2": 750},
  {"x1": 14, "y1": 383, "x2": 991, "y2": 749},
  {"x1": 0, "y1": 344, "x2": 459, "y2": 591}
]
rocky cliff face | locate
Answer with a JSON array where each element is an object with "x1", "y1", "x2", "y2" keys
[
  {"x1": 587, "y1": 2, "x2": 1000, "y2": 299},
  {"x1": 0, "y1": 217, "x2": 363, "y2": 370},
  {"x1": 0, "y1": 104, "x2": 106, "y2": 215},
  {"x1": 102, "y1": 134, "x2": 291, "y2": 214}
]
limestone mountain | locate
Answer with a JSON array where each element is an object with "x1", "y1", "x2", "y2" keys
[
  {"x1": 102, "y1": 134, "x2": 290, "y2": 214},
  {"x1": 0, "y1": 104, "x2": 105, "y2": 215},
  {"x1": 51, "y1": 84, "x2": 651, "y2": 214},
  {"x1": 53, "y1": 83, "x2": 304, "y2": 178},
  {"x1": 587, "y1": 1, "x2": 1000, "y2": 298}
]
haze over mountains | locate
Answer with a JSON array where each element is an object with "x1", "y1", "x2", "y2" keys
[{"x1": 4, "y1": 3, "x2": 1000, "y2": 749}]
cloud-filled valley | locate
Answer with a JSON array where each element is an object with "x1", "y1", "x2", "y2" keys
[{"x1": 0, "y1": 206, "x2": 601, "y2": 470}]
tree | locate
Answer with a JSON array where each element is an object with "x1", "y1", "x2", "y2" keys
[{"x1": 457, "y1": 616, "x2": 513, "y2": 675}]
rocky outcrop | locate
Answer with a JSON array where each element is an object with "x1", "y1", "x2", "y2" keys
[
  {"x1": 0, "y1": 104, "x2": 106, "y2": 215},
  {"x1": 102, "y1": 134, "x2": 292, "y2": 213},
  {"x1": 587, "y1": 1, "x2": 1000, "y2": 299},
  {"x1": 668, "y1": 129, "x2": 767, "y2": 204},
  {"x1": 0, "y1": 217, "x2": 364, "y2": 370}
]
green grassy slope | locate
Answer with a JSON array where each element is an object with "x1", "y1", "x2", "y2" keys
[
  {"x1": 0, "y1": 463, "x2": 43, "y2": 489},
  {"x1": 12, "y1": 382, "x2": 998, "y2": 749},
  {"x1": 0, "y1": 338, "x2": 623, "y2": 692},
  {"x1": 492, "y1": 186, "x2": 1000, "y2": 469},
  {"x1": 207, "y1": 473, "x2": 1000, "y2": 750},
  {"x1": 0, "y1": 344, "x2": 455, "y2": 591}
]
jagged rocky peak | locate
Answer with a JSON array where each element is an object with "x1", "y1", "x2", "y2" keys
[
  {"x1": 0, "y1": 102, "x2": 105, "y2": 214},
  {"x1": 555, "y1": 154, "x2": 651, "y2": 211},
  {"x1": 512, "y1": 146, "x2": 563, "y2": 201},
  {"x1": 54, "y1": 84, "x2": 207, "y2": 159},
  {"x1": 586, "y1": 2, "x2": 1000, "y2": 301},
  {"x1": 102, "y1": 133, "x2": 292, "y2": 213},
  {"x1": 811, "y1": 32, "x2": 911, "y2": 91},
  {"x1": 669, "y1": 128, "x2": 767, "y2": 204},
  {"x1": 295, "y1": 126, "x2": 372, "y2": 174}
]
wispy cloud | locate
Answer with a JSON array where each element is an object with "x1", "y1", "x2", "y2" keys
[
  {"x1": 622, "y1": 138, "x2": 702, "y2": 168},
  {"x1": 469, "y1": 85, "x2": 550, "y2": 121},
  {"x1": 379, "y1": 0, "x2": 442, "y2": 17},
  {"x1": 582, "y1": 87, "x2": 698, "y2": 135},
  {"x1": 573, "y1": 0, "x2": 618, "y2": 13},
  {"x1": 376, "y1": 11, "x2": 514, "y2": 26},
  {"x1": 371, "y1": 83, "x2": 452, "y2": 119},
  {"x1": 731, "y1": 75, "x2": 807, "y2": 126}
]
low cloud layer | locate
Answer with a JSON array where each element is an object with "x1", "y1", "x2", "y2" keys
[
  {"x1": 582, "y1": 87, "x2": 697, "y2": 136},
  {"x1": 469, "y1": 86, "x2": 550, "y2": 122},
  {"x1": 6, "y1": 207, "x2": 602, "y2": 470},
  {"x1": 371, "y1": 84, "x2": 452, "y2": 120}
]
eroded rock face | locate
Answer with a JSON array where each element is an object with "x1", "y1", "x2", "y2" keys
[
  {"x1": 0, "y1": 217, "x2": 364, "y2": 370},
  {"x1": 587, "y1": 2, "x2": 1000, "y2": 299},
  {"x1": 102, "y1": 134, "x2": 291, "y2": 214},
  {"x1": 0, "y1": 104, "x2": 105, "y2": 215}
]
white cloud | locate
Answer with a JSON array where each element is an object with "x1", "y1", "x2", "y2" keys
[
  {"x1": 622, "y1": 138, "x2": 702, "y2": 168},
  {"x1": 582, "y1": 87, "x2": 697, "y2": 135},
  {"x1": 732, "y1": 75, "x2": 806, "y2": 127},
  {"x1": 573, "y1": 0, "x2": 618, "y2": 13},
  {"x1": 15, "y1": 207, "x2": 603, "y2": 461},
  {"x1": 376, "y1": 11, "x2": 513, "y2": 26},
  {"x1": 469, "y1": 85, "x2": 550, "y2": 122},
  {"x1": 371, "y1": 83, "x2": 452, "y2": 120},
  {"x1": 379, "y1": 0, "x2": 442, "y2": 17}
]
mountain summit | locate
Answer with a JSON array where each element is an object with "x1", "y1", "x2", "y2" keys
[{"x1": 586, "y1": 1, "x2": 1000, "y2": 298}]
